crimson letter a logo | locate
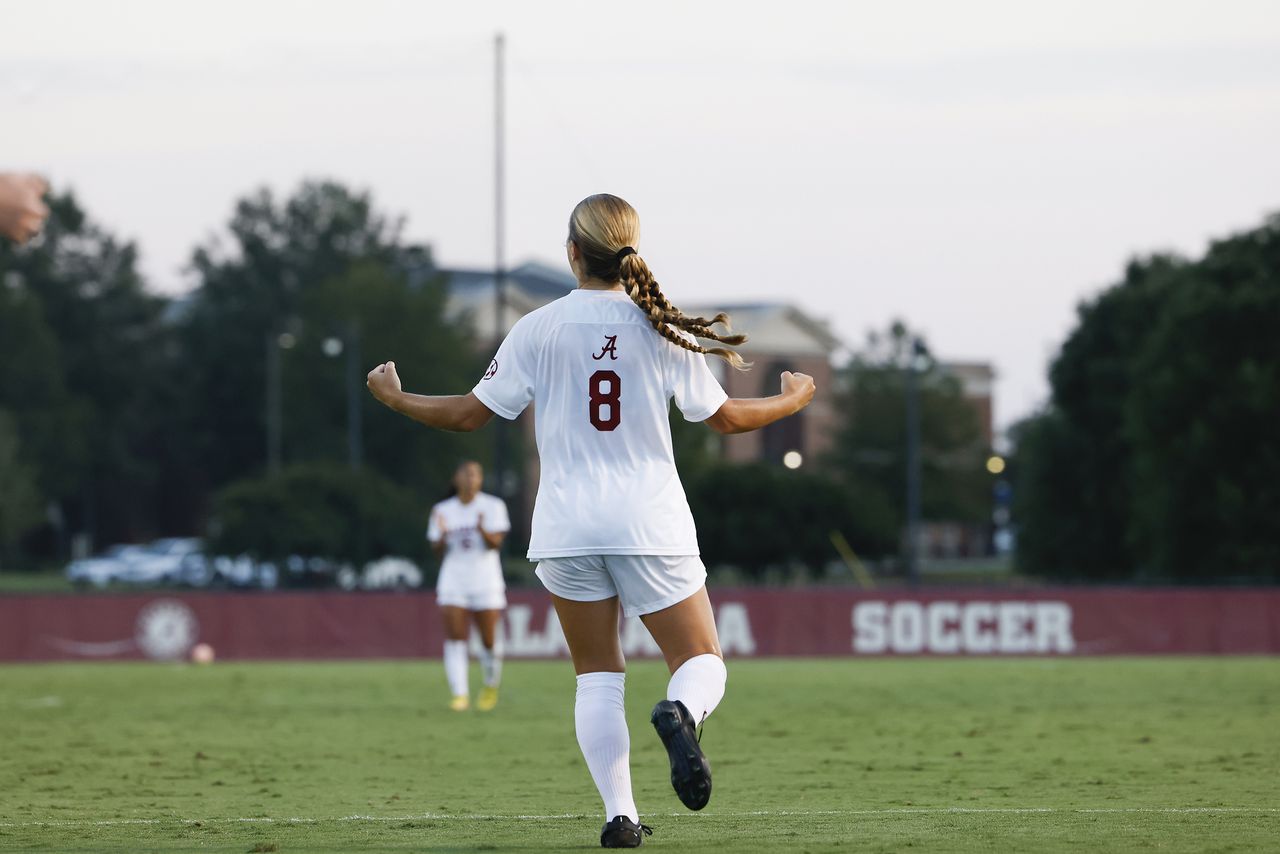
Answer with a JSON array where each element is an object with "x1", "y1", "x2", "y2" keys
[{"x1": 592, "y1": 335, "x2": 619, "y2": 361}]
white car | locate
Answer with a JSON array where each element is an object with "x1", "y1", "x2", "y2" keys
[
  {"x1": 66, "y1": 544, "x2": 154, "y2": 588},
  {"x1": 348, "y1": 556, "x2": 423, "y2": 590},
  {"x1": 129, "y1": 538, "x2": 206, "y2": 586},
  {"x1": 67, "y1": 538, "x2": 206, "y2": 588}
]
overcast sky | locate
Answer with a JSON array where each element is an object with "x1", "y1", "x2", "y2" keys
[{"x1": 6, "y1": 0, "x2": 1280, "y2": 430}]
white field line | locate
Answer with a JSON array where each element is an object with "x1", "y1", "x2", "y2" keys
[{"x1": 1, "y1": 807, "x2": 1277, "y2": 829}]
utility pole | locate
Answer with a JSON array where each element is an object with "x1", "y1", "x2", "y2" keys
[{"x1": 492, "y1": 31, "x2": 508, "y2": 498}]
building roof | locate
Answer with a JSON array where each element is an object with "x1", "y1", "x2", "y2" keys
[
  {"x1": 682, "y1": 302, "x2": 844, "y2": 358},
  {"x1": 438, "y1": 261, "x2": 842, "y2": 358},
  {"x1": 440, "y1": 262, "x2": 575, "y2": 339},
  {"x1": 445, "y1": 261, "x2": 576, "y2": 303}
]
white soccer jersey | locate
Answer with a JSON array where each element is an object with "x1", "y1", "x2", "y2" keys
[
  {"x1": 471, "y1": 288, "x2": 728, "y2": 559},
  {"x1": 427, "y1": 493, "x2": 511, "y2": 593}
]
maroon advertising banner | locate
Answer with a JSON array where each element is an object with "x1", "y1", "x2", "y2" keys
[{"x1": 0, "y1": 588, "x2": 1277, "y2": 662}]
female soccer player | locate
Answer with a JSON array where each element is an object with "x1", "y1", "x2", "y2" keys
[
  {"x1": 367, "y1": 194, "x2": 814, "y2": 848},
  {"x1": 427, "y1": 460, "x2": 510, "y2": 712}
]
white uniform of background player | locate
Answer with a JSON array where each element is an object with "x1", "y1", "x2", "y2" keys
[
  {"x1": 428, "y1": 492, "x2": 510, "y2": 610},
  {"x1": 427, "y1": 461, "x2": 510, "y2": 712}
]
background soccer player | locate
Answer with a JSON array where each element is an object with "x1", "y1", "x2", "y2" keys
[
  {"x1": 427, "y1": 460, "x2": 510, "y2": 712},
  {"x1": 368, "y1": 194, "x2": 814, "y2": 848}
]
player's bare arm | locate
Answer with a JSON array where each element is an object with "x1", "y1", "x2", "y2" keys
[
  {"x1": 366, "y1": 361, "x2": 494, "y2": 432},
  {"x1": 704, "y1": 370, "x2": 815, "y2": 435},
  {"x1": 430, "y1": 511, "x2": 447, "y2": 558},
  {"x1": 476, "y1": 513, "x2": 506, "y2": 551}
]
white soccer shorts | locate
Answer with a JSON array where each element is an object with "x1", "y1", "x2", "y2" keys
[
  {"x1": 436, "y1": 586, "x2": 508, "y2": 611},
  {"x1": 534, "y1": 554, "x2": 708, "y2": 618}
]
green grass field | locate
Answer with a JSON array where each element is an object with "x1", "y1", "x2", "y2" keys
[{"x1": 1, "y1": 658, "x2": 1277, "y2": 853}]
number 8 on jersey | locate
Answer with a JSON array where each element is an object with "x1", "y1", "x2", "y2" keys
[{"x1": 589, "y1": 370, "x2": 621, "y2": 431}]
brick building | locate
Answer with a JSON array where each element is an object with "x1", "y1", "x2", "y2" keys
[{"x1": 681, "y1": 303, "x2": 842, "y2": 468}]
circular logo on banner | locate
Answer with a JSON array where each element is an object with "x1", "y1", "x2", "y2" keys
[
  {"x1": 482, "y1": 359, "x2": 498, "y2": 380},
  {"x1": 135, "y1": 600, "x2": 199, "y2": 660}
]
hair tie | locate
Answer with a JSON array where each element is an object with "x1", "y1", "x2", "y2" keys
[{"x1": 615, "y1": 246, "x2": 637, "y2": 261}]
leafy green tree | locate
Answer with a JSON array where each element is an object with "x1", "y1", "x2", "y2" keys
[
  {"x1": 174, "y1": 180, "x2": 488, "y2": 520},
  {"x1": 1014, "y1": 214, "x2": 1280, "y2": 582},
  {"x1": 209, "y1": 464, "x2": 424, "y2": 571},
  {"x1": 0, "y1": 189, "x2": 163, "y2": 551},
  {"x1": 289, "y1": 261, "x2": 485, "y2": 498},
  {"x1": 825, "y1": 322, "x2": 991, "y2": 559},
  {"x1": 0, "y1": 410, "x2": 43, "y2": 568},
  {"x1": 1013, "y1": 257, "x2": 1183, "y2": 580},
  {"x1": 687, "y1": 463, "x2": 890, "y2": 578},
  {"x1": 0, "y1": 275, "x2": 80, "y2": 499},
  {"x1": 1126, "y1": 220, "x2": 1280, "y2": 580},
  {"x1": 176, "y1": 180, "x2": 406, "y2": 493}
]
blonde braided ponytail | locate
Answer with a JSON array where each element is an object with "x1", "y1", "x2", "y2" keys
[{"x1": 568, "y1": 194, "x2": 749, "y2": 369}]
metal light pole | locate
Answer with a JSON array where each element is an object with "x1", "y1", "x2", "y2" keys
[{"x1": 492, "y1": 31, "x2": 509, "y2": 497}]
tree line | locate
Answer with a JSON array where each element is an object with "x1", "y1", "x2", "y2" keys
[
  {"x1": 1012, "y1": 214, "x2": 1280, "y2": 583},
  {"x1": 2, "y1": 178, "x2": 1009, "y2": 580},
  {"x1": 0, "y1": 181, "x2": 488, "y2": 571}
]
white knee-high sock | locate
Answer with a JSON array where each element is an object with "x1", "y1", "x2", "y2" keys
[
  {"x1": 575, "y1": 672, "x2": 638, "y2": 823},
  {"x1": 478, "y1": 637, "x2": 503, "y2": 688},
  {"x1": 443, "y1": 640, "x2": 469, "y2": 697},
  {"x1": 667, "y1": 653, "x2": 727, "y2": 723}
]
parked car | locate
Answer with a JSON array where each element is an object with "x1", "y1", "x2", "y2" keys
[
  {"x1": 131, "y1": 538, "x2": 205, "y2": 586},
  {"x1": 67, "y1": 539, "x2": 205, "y2": 588},
  {"x1": 67, "y1": 540, "x2": 391, "y2": 591},
  {"x1": 202, "y1": 554, "x2": 279, "y2": 589},
  {"x1": 340, "y1": 556, "x2": 423, "y2": 591},
  {"x1": 66, "y1": 544, "x2": 152, "y2": 589}
]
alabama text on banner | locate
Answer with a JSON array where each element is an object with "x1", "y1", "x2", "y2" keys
[{"x1": 0, "y1": 588, "x2": 1277, "y2": 661}]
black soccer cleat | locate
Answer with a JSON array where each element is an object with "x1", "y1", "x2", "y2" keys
[
  {"x1": 600, "y1": 815, "x2": 652, "y2": 848},
  {"x1": 650, "y1": 699, "x2": 712, "y2": 810}
]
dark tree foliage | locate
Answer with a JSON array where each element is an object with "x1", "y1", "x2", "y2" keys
[
  {"x1": 687, "y1": 463, "x2": 893, "y2": 578},
  {"x1": 209, "y1": 464, "x2": 424, "y2": 568},
  {"x1": 0, "y1": 180, "x2": 491, "y2": 564},
  {"x1": 824, "y1": 322, "x2": 991, "y2": 558},
  {"x1": 1014, "y1": 215, "x2": 1280, "y2": 582},
  {"x1": 173, "y1": 180, "x2": 488, "y2": 528},
  {"x1": 0, "y1": 190, "x2": 168, "y2": 553},
  {"x1": 0, "y1": 410, "x2": 42, "y2": 565},
  {"x1": 176, "y1": 181, "x2": 405, "y2": 499},
  {"x1": 1013, "y1": 257, "x2": 1183, "y2": 580}
]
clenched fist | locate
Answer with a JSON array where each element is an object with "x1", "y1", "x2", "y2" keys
[
  {"x1": 366, "y1": 361, "x2": 403, "y2": 406},
  {"x1": 781, "y1": 370, "x2": 816, "y2": 410},
  {"x1": 0, "y1": 173, "x2": 49, "y2": 244}
]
